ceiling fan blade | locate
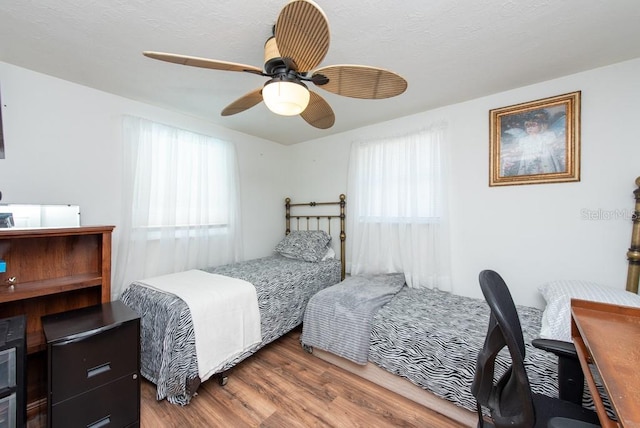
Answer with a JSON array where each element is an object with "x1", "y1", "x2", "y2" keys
[
  {"x1": 221, "y1": 88, "x2": 263, "y2": 116},
  {"x1": 144, "y1": 51, "x2": 263, "y2": 74},
  {"x1": 300, "y1": 91, "x2": 335, "y2": 129},
  {"x1": 312, "y1": 65, "x2": 408, "y2": 99},
  {"x1": 275, "y1": 0, "x2": 330, "y2": 72}
]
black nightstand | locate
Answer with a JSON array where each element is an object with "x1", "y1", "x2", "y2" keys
[{"x1": 42, "y1": 301, "x2": 140, "y2": 428}]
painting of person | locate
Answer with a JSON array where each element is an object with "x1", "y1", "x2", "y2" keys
[{"x1": 499, "y1": 107, "x2": 567, "y2": 177}]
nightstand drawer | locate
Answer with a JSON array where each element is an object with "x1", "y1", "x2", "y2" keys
[
  {"x1": 49, "y1": 319, "x2": 139, "y2": 404},
  {"x1": 51, "y1": 374, "x2": 139, "y2": 428}
]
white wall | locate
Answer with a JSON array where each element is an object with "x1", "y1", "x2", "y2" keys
[
  {"x1": 0, "y1": 61, "x2": 290, "y2": 296},
  {"x1": 290, "y1": 58, "x2": 640, "y2": 308},
  {"x1": 2, "y1": 58, "x2": 639, "y2": 306}
]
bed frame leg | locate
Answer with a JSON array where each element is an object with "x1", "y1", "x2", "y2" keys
[
  {"x1": 302, "y1": 344, "x2": 313, "y2": 354},
  {"x1": 217, "y1": 371, "x2": 229, "y2": 386}
]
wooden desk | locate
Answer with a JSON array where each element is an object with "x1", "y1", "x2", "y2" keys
[{"x1": 571, "y1": 299, "x2": 640, "y2": 428}]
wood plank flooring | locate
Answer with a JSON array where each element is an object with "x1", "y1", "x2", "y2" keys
[{"x1": 141, "y1": 327, "x2": 467, "y2": 428}]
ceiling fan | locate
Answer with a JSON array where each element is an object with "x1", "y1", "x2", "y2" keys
[{"x1": 143, "y1": 0, "x2": 408, "y2": 130}]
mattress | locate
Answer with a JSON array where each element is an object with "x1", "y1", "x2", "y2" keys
[
  {"x1": 367, "y1": 287, "x2": 559, "y2": 412},
  {"x1": 121, "y1": 254, "x2": 341, "y2": 405}
]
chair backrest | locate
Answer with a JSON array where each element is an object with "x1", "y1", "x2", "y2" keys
[{"x1": 471, "y1": 270, "x2": 536, "y2": 428}]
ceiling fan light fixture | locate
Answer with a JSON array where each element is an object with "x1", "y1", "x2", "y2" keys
[{"x1": 262, "y1": 78, "x2": 310, "y2": 116}]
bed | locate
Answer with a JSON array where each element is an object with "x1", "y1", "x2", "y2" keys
[
  {"x1": 301, "y1": 177, "x2": 640, "y2": 427},
  {"x1": 120, "y1": 194, "x2": 346, "y2": 405}
]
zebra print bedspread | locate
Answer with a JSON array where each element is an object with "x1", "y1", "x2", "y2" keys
[
  {"x1": 120, "y1": 254, "x2": 341, "y2": 405},
  {"x1": 368, "y1": 287, "x2": 559, "y2": 413}
]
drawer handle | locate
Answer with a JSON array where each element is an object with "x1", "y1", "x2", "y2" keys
[
  {"x1": 87, "y1": 362, "x2": 111, "y2": 378},
  {"x1": 87, "y1": 415, "x2": 111, "y2": 428}
]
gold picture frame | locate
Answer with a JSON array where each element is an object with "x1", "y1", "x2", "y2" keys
[{"x1": 489, "y1": 91, "x2": 580, "y2": 186}]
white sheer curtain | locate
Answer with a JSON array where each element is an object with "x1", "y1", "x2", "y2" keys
[
  {"x1": 114, "y1": 116, "x2": 243, "y2": 297},
  {"x1": 346, "y1": 123, "x2": 451, "y2": 290}
]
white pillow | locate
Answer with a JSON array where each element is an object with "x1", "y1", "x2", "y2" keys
[
  {"x1": 321, "y1": 246, "x2": 336, "y2": 261},
  {"x1": 539, "y1": 280, "x2": 640, "y2": 342}
]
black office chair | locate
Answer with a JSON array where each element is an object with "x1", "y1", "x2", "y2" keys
[{"x1": 471, "y1": 270, "x2": 601, "y2": 428}]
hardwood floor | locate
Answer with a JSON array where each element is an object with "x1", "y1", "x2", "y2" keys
[{"x1": 141, "y1": 328, "x2": 467, "y2": 428}]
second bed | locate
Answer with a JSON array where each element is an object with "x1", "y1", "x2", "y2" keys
[{"x1": 121, "y1": 195, "x2": 346, "y2": 405}]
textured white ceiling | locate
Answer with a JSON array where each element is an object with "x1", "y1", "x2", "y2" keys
[{"x1": 1, "y1": 0, "x2": 640, "y2": 145}]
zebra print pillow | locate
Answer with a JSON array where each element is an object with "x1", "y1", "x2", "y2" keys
[{"x1": 275, "y1": 230, "x2": 331, "y2": 262}]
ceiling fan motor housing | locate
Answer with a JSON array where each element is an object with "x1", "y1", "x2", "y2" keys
[{"x1": 264, "y1": 36, "x2": 294, "y2": 75}]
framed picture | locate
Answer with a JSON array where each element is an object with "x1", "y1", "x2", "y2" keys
[{"x1": 489, "y1": 91, "x2": 580, "y2": 186}]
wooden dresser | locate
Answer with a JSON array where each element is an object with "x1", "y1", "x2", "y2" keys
[{"x1": 0, "y1": 225, "x2": 114, "y2": 422}]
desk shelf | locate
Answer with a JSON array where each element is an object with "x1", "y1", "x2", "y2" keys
[{"x1": 0, "y1": 273, "x2": 103, "y2": 304}]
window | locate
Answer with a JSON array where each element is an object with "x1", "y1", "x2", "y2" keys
[
  {"x1": 114, "y1": 116, "x2": 242, "y2": 296},
  {"x1": 346, "y1": 124, "x2": 451, "y2": 290},
  {"x1": 351, "y1": 131, "x2": 444, "y2": 223}
]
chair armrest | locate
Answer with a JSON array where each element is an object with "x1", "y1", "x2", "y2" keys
[
  {"x1": 533, "y1": 338, "x2": 584, "y2": 405},
  {"x1": 532, "y1": 338, "x2": 577, "y2": 360}
]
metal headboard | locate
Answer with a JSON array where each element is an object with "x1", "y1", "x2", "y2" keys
[
  {"x1": 626, "y1": 177, "x2": 640, "y2": 293},
  {"x1": 285, "y1": 194, "x2": 346, "y2": 280}
]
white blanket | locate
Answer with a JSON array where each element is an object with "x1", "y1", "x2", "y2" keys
[{"x1": 136, "y1": 269, "x2": 262, "y2": 381}]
